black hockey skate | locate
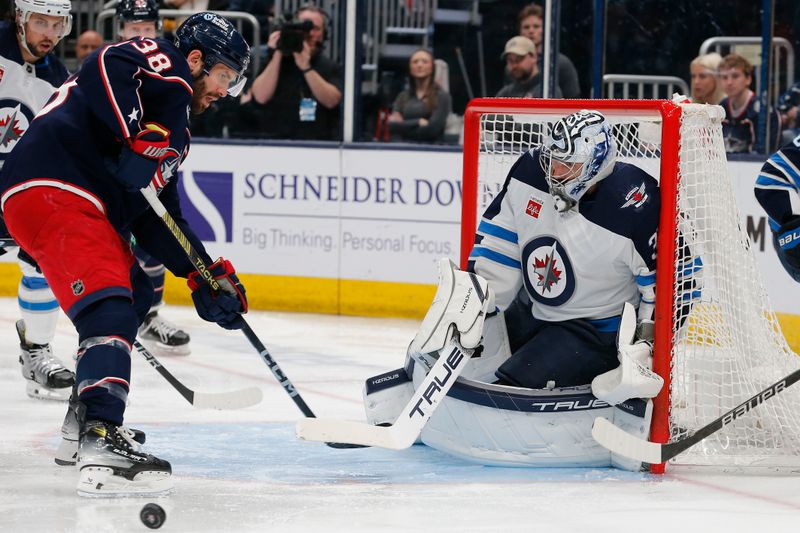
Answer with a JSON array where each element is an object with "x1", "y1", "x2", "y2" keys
[
  {"x1": 55, "y1": 394, "x2": 145, "y2": 466},
  {"x1": 138, "y1": 311, "x2": 191, "y2": 356},
  {"x1": 16, "y1": 320, "x2": 74, "y2": 400},
  {"x1": 77, "y1": 420, "x2": 172, "y2": 497}
]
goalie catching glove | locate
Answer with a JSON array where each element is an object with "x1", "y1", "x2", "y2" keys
[
  {"x1": 113, "y1": 122, "x2": 171, "y2": 191},
  {"x1": 591, "y1": 303, "x2": 663, "y2": 406},
  {"x1": 187, "y1": 258, "x2": 248, "y2": 330}
]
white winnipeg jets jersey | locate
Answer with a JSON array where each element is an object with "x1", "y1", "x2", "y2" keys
[
  {"x1": 0, "y1": 55, "x2": 57, "y2": 168},
  {"x1": 468, "y1": 149, "x2": 660, "y2": 323}
]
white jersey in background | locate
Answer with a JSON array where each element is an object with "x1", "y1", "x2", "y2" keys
[{"x1": 0, "y1": 56, "x2": 56, "y2": 167}]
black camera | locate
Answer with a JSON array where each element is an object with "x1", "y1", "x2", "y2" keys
[{"x1": 277, "y1": 18, "x2": 313, "y2": 54}]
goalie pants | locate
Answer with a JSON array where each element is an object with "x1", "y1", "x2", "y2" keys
[
  {"x1": 495, "y1": 294, "x2": 620, "y2": 389},
  {"x1": 4, "y1": 187, "x2": 156, "y2": 424}
]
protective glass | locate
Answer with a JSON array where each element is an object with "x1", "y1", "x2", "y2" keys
[
  {"x1": 205, "y1": 66, "x2": 247, "y2": 97},
  {"x1": 27, "y1": 15, "x2": 70, "y2": 38}
]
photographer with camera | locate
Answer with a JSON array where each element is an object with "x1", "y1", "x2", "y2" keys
[{"x1": 244, "y1": 4, "x2": 341, "y2": 140}]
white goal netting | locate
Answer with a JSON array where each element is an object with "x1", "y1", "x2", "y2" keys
[{"x1": 463, "y1": 100, "x2": 800, "y2": 470}]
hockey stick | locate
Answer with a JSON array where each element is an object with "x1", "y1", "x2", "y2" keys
[
  {"x1": 134, "y1": 340, "x2": 263, "y2": 409},
  {"x1": 139, "y1": 186, "x2": 363, "y2": 448},
  {"x1": 296, "y1": 340, "x2": 472, "y2": 449},
  {"x1": 592, "y1": 366, "x2": 800, "y2": 464}
]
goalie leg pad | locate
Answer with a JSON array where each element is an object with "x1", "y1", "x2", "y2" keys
[
  {"x1": 610, "y1": 398, "x2": 653, "y2": 471},
  {"x1": 363, "y1": 368, "x2": 415, "y2": 427}
]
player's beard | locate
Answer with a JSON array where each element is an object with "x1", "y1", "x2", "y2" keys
[
  {"x1": 189, "y1": 73, "x2": 217, "y2": 114},
  {"x1": 26, "y1": 37, "x2": 54, "y2": 59}
]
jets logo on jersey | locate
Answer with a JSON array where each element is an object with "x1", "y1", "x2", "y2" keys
[
  {"x1": 621, "y1": 182, "x2": 648, "y2": 209},
  {"x1": 0, "y1": 100, "x2": 36, "y2": 156},
  {"x1": 521, "y1": 236, "x2": 576, "y2": 306},
  {"x1": 525, "y1": 195, "x2": 544, "y2": 219}
]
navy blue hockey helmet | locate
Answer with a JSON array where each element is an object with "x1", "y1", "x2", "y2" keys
[{"x1": 175, "y1": 12, "x2": 251, "y2": 97}]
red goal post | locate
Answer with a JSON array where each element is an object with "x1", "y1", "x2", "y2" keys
[{"x1": 459, "y1": 98, "x2": 800, "y2": 473}]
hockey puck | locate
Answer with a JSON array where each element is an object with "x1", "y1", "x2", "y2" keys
[{"x1": 140, "y1": 503, "x2": 166, "y2": 529}]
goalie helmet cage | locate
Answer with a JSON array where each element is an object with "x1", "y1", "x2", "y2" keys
[{"x1": 460, "y1": 98, "x2": 800, "y2": 473}]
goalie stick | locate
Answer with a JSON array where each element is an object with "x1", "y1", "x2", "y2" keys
[
  {"x1": 296, "y1": 339, "x2": 473, "y2": 449},
  {"x1": 134, "y1": 341, "x2": 263, "y2": 409},
  {"x1": 592, "y1": 366, "x2": 800, "y2": 465},
  {"x1": 139, "y1": 186, "x2": 363, "y2": 449}
]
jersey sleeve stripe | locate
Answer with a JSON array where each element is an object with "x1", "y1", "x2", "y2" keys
[
  {"x1": 477, "y1": 220, "x2": 518, "y2": 244},
  {"x1": 98, "y1": 44, "x2": 131, "y2": 139},
  {"x1": 635, "y1": 273, "x2": 656, "y2": 286},
  {"x1": 756, "y1": 174, "x2": 796, "y2": 189},
  {"x1": 768, "y1": 152, "x2": 800, "y2": 189},
  {"x1": 469, "y1": 247, "x2": 522, "y2": 269}
]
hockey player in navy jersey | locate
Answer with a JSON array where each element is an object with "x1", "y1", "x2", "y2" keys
[
  {"x1": 0, "y1": 12, "x2": 250, "y2": 496},
  {"x1": 0, "y1": 0, "x2": 74, "y2": 401},
  {"x1": 116, "y1": 0, "x2": 194, "y2": 357},
  {"x1": 755, "y1": 134, "x2": 800, "y2": 283}
]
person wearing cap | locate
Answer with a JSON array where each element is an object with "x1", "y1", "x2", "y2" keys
[{"x1": 496, "y1": 36, "x2": 561, "y2": 98}]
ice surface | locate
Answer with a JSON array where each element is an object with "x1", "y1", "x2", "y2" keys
[{"x1": 0, "y1": 299, "x2": 798, "y2": 532}]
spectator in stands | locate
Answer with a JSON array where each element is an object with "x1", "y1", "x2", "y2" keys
[
  {"x1": 243, "y1": 4, "x2": 341, "y2": 140},
  {"x1": 777, "y1": 82, "x2": 800, "y2": 144},
  {"x1": 719, "y1": 53, "x2": 780, "y2": 154},
  {"x1": 387, "y1": 49, "x2": 451, "y2": 144},
  {"x1": 517, "y1": 3, "x2": 579, "y2": 98},
  {"x1": 75, "y1": 30, "x2": 103, "y2": 66},
  {"x1": 496, "y1": 36, "x2": 561, "y2": 98},
  {"x1": 689, "y1": 52, "x2": 724, "y2": 105}
]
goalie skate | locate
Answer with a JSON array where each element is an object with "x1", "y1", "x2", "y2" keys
[
  {"x1": 77, "y1": 420, "x2": 171, "y2": 497},
  {"x1": 138, "y1": 311, "x2": 191, "y2": 356},
  {"x1": 16, "y1": 320, "x2": 73, "y2": 401}
]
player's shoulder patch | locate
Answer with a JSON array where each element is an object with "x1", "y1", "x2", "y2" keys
[
  {"x1": 580, "y1": 162, "x2": 659, "y2": 239},
  {"x1": 603, "y1": 162, "x2": 659, "y2": 211}
]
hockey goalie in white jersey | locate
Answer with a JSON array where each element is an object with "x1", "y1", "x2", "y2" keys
[{"x1": 362, "y1": 110, "x2": 665, "y2": 469}]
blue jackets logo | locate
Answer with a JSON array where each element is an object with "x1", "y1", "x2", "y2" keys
[{"x1": 177, "y1": 170, "x2": 234, "y2": 243}]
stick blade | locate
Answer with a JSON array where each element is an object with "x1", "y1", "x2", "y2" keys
[
  {"x1": 296, "y1": 418, "x2": 409, "y2": 450},
  {"x1": 191, "y1": 386, "x2": 263, "y2": 410},
  {"x1": 592, "y1": 417, "x2": 663, "y2": 464}
]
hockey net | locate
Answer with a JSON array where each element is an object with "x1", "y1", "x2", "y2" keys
[{"x1": 460, "y1": 98, "x2": 800, "y2": 472}]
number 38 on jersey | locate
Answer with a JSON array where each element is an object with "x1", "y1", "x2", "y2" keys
[{"x1": 130, "y1": 39, "x2": 173, "y2": 73}]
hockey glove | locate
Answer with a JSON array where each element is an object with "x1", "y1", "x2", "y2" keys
[
  {"x1": 776, "y1": 216, "x2": 800, "y2": 270},
  {"x1": 187, "y1": 258, "x2": 248, "y2": 330},
  {"x1": 114, "y1": 123, "x2": 170, "y2": 191}
]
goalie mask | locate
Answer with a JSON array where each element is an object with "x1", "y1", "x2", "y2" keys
[{"x1": 539, "y1": 110, "x2": 617, "y2": 212}]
